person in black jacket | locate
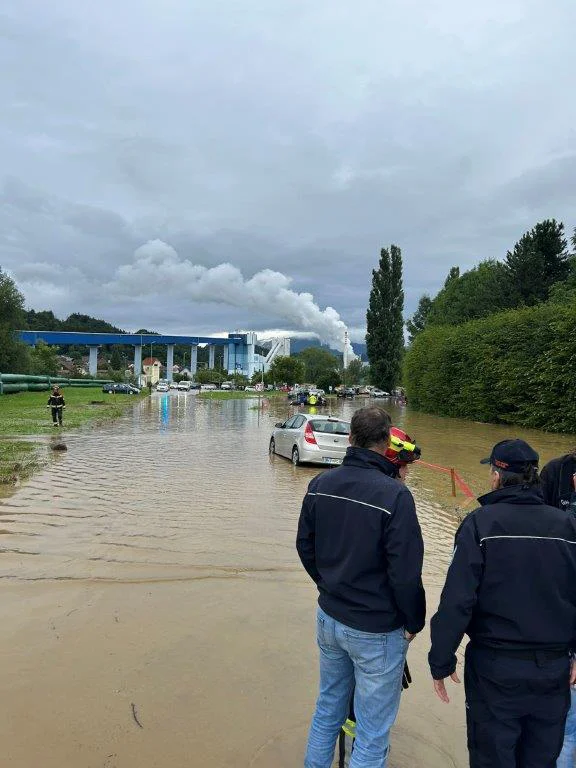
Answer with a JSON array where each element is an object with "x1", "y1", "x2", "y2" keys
[
  {"x1": 540, "y1": 451, "x2": 576, "y2": 768},
  {"x1": 297, "y1": 406, "x2": 425, "y2": 768},
  {"x1": 47, "y1": 386, "x2": 66, "y2": 426},
  {"x1": 429, "y1": 439, "x2": 576, "y2": 768},
  {"x1": 541, "y1": 451, "x2": 576, "y2": 513}
]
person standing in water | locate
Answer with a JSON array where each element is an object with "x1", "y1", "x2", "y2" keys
[
  {"x1": 297, "y1": 407, "x2": 425, "y2": 768},
  {"x1": 540, "y1": 450, "x2": 576, "y2": 768},
  {"x1": 47, "y1": 386, "x2": 66, "y2": 427},
  {"x1": 430, "y1": 439, "x2": 576, "y2": 768}
]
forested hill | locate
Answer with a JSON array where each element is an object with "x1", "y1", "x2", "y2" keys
[{"x1": 24, "y1": 310, "x2": 126, "y2": 335}]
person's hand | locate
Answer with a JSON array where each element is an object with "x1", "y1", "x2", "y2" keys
[
  {"x1": 570, "y1": 659, "x2": 576, "y2": 686},
  {"x1": 404, "y1": 630, "x2": 416, "y2": 642},
  {"x1": 433, "y1": 671, "x2": 461, "y2": 703}
]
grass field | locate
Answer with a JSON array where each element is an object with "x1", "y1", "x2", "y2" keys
[{"x1": 0, "y1": 387, "x2": 146, "y2": 485}]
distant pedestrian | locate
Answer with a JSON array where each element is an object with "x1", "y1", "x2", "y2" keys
[
  {"x1": 540, "y1": 449, "x2": 576, "y2": 768},
  {"x1": 429, "y1": 439, "x2": 576, "y2": 768},
  {"x1": 47, "y1": 386, "x2": 65, "y2": 427},
  {"x1": 297, "y1": 406, "x2": 426, "y2": 768}
]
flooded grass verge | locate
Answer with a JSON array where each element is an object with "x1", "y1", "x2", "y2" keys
[{"x1": 0, "y1": 388, "x2": 147, "y2": 488}]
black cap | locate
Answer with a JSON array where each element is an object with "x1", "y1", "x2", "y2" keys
[{"x1": 480, "y1": 439, "x2": 539, "y2": 472}]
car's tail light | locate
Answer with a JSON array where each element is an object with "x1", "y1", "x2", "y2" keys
[{"x1": 304, "y1": 422, "x2": 317, "y2": 445}]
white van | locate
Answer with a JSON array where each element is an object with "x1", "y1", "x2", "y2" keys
[{"x1": 177, "y1": 380, "x2": 191, "y2": 391}]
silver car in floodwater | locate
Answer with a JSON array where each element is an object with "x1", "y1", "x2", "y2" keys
[{"x1": 269, "y1": 414, "x2": 350, "y2": 466}]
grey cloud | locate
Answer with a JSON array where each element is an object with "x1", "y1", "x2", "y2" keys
[{"x1": 1, "y1": 0, "x2": 576, "y2": 341}]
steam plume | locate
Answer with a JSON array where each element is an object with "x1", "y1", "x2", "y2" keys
[{"x1": 111, "y1": 240, "x2": 351, "y2": 351}]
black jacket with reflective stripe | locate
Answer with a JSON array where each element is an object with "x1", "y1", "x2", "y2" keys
[
  {"x1": 429, "y1": 485, "x2": 576, "y2": 680},
  {"x1": 541, "y1": 454, "x2": 576, "y2": 511},
  {"x1": 296, "y1": 446, "x2": 426, "y2": 634}
]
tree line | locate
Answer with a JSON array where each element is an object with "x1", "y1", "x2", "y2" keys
[{"x1": 403, "y1": 220, "x2": 576, "y2": 431}]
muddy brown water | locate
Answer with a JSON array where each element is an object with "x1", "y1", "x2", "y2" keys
[{"x1": 0, "y1": 394, "x2": 573, "y2": 767}]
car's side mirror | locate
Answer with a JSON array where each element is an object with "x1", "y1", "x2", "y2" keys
[{"x1": 275, "y1": 422, "x2": 285, "y2": 428}]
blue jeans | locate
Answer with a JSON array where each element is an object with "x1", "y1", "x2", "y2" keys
[
  {"x1": 557, "y1": 688, "x2": 576, "y2": 768},
  {"x1": 304, "y1": 608, "x2": 408, "y2": 768}
]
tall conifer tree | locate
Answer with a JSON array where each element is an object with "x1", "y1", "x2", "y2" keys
[{"x1": 366, "y1": 245, "x2": 404, "y2": 391}]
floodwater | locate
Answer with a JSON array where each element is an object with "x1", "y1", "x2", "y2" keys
[{"x1": 0, "y1": 394, "x2": 574, "y2": 768}]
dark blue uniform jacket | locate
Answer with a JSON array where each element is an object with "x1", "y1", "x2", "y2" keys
[
  {"x1": 429, "y1": 485, "x2": 576, "y2": 680},
  {"x1": 296, "y1": 446, "x2": 426, "y2": 634}
]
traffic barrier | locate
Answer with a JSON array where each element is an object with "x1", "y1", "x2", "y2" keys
[{"x1": 417, "y1": 460, "x2": 476, "y2": 499}]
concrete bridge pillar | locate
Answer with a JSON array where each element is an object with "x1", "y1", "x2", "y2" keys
[
  {"x1": 166, "y1": 344, "x2": 175, "y2": 382},
  {"x1": 88, "y1": 346, "x2": 99, "y2": 377},
  {"x1": 190, "y1": 345, "x2": 198, "y2": 377},
  {"x1": 134, "y1": 345, "x2": 143, "y2": 376},
  {"x1": 227, "y1": 342, "x2": 236, "y2": 374},
  {"x1": 208, "y1": 344, "x2": 215, "y2": 370}
]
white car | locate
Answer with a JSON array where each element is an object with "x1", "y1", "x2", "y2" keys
[
  {"x1": 269, "y1": 414, "x2": 350, "y2": 466},
  {"x1": 177, "y1": 380, "x2": 191, "y2": 391},
  {"x1": 169, "y1": 382, "x2": 178, "y2": 389},
  {"x1": 371, "y1": 389, "x2": 390, "y2": 398},
  {"x1": 156, "y1": 382, "x2": 170, "y2": 393},
  {"x1": 201, "y1": 384, "x2": 217, "y2": 391},
  {"x1": 221, "y1": 382, "x2": 232, "y2": 390}
]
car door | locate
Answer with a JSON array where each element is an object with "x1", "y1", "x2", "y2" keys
[
  {"x1": 276, "y1": 416, "x2": 296, "y2": 457},
  {"x1": 285, "y1": 415, "x2": 306, "y2": 456}
]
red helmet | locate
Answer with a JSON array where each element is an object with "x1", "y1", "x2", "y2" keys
[{"x1": 385, "y1": 427, "x2": 421, "y2": 466}]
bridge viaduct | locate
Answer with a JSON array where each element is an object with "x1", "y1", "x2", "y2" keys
[{"x1": 17, "y1": 331, "x2": 268, "y2": 381}]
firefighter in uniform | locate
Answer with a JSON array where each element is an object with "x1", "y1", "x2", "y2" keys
[
  {"x1": 47, "y1": 386, "x2": 66, "y2": 427},
  {"x1": 429, "y1": 439, "x2": 576, "y2": 768}
]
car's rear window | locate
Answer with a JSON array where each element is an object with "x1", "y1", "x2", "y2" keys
[{"x1": 310, "y1": 420, "x2": 350, "y2": 435}]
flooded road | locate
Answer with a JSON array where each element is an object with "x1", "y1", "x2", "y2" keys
[{"x1": 0, "y1": 394, "x2": 573, "y2": 767}]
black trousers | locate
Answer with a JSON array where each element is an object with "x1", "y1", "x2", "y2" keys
[
  {"x1": 51, "y1": 407, "x2": 63, "y2": 425},
  {"x1": 465, "y1": 644, "x2": 570, "y2": 768}
]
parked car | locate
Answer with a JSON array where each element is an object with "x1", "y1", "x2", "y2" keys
[
  {"x1": 156, "y1": 382, "x2": 170, "y2": 393},
  {"x1": 245, "y1": 386, "x2": 258, "y2": 392},
  {"x1": 177, "y1": 380, "x2": 191, "y2": 391},
  {"x1": 189, "y1": 383, "x2": 201, "y2": 390},
  {"x1": 220, "y1": 382, "x2": 232, "y2": 390},
  {"x1": 337, "y1": 387, "x2": 356, "y2": 399},
  {"x1": 269, "y1": 414, "x2": 350, "y2": 466},
  {"x1": 371, "y1": 389, "x2": 389, "y2": 398},
  {"x1": 103, "y1": 383, "x2": 140, "y2": 395},
  {"x1": 169, "y1": 382, "x2": 179, "y2": 389},
  {"x1": 200, "y1": 384, "x2": 217, "y2": 391}
]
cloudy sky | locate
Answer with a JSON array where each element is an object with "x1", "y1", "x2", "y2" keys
[{"x1": 2, "y1": 0, "x2": 576, "y2": 346}]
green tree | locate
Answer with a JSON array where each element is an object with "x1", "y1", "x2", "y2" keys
[
  {"x1": 195, "y1": 367, "x2": 226, "y2": 384},
  {"x1": 366, "y1": 245, "x2": 404, "y2": 391},
  {"x1": 230, "y1": 372, "x2": 249, "y2": 388},
  {"x1": 406, "y1": 295, "x2": 433, "y2": 342},
  {"x1": 29, "y1": 340, "x2": 59, "y2": 375},
  {"x1": 505, "y1": 219, "x2": 569, "y2": 304},
  {"x1": 296, "y1": 346, "x2": 340, "y2": 383},
  {"x1": 344, "y1": 358, "x2": 369, "y2": 384},
  {"x1": 426, "y1": 260, "x2": 518, "y2": 326},
  {"x1": 317, "y1": 370, "x2": 342, "y2": 391},
  {"x1": 0, "y1": 268, "x2": 29, "y2": 373},
  {"x1": 109, "y1": 347, "x2": 124, "y2": 371},
  {"x1": 269, "y1": 355, "x2": 305, "y2": 386}
]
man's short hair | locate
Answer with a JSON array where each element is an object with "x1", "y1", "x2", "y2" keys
[{"x1": 350, "y1": 406, "x2": 392, "y2": 449}]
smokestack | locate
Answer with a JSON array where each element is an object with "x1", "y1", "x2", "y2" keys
[{"x1": 343, "y1": 329, "x2": 349, "y2": 369}]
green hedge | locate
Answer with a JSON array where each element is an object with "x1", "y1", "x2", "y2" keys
[{"x1": 404, "y1": 302, "x2": 576, "y2": 432}]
